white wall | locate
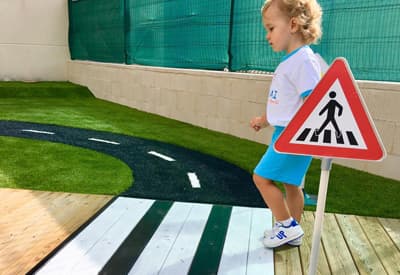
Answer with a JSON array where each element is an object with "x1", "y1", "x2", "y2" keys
[
  {"x1": 68, "y1": 61, "x2": 400, "y2": 181},
  {"x1": 0, "y1": 0, "x2": 69, "y2": 81}
]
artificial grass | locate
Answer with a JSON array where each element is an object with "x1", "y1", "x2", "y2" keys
[
  {"x1": 0, "y1": 81, "x2": 399, "y2": 218},
  {"x1": 0, "y1": 136, "x2": 132, "y2": 195},
  {"x1": 0, "y1": 81, "x2": 94, "y2": 98}
]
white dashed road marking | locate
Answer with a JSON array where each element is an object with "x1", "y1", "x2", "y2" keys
[
  {"x1": 88, "y1": 138, "x2": 120, "y2": 145},
  {"x1": 148, "y1": 151, "x2": 175, "y2": 162},
  {"x1": 21, "y1": 129, "x2": 55, "y2": 135},
  {"x1": 187, "y1": 172, "x2": 201, "y2": 188}
]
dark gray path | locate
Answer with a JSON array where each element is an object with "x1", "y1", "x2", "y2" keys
[{"x1": 0, "y1": 120, "x2": 264, "y2": 207}]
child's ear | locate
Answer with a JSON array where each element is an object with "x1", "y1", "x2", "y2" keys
[{"x1": 290, "y1": 17, "x2": 300, "y2": 33}]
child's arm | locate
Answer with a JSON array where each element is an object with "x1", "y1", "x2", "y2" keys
[{"x1": 250, "y1": 113, "x2": 269, "y2": 131}]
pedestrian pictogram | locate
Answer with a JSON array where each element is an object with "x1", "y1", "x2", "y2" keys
[
  {"x1": 294, "y1": 85, "x2": 361, "y2": 148},
  {"x1": 315, "y1": 91, "x2": 343, "y2": 137},
  {"x1": 274, "y1": 58, "x2": 386, "y2": 161}
]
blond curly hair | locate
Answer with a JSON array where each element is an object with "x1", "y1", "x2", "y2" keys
[{"x1": 261, "y1": 0, "x2": 322, "y2": 44}]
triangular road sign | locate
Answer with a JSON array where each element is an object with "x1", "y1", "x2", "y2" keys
[{"x1": 274, "y1": 58, "x2": 386, "y2": 161}]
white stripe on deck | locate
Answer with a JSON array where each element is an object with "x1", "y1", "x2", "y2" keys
[
  {"x1": 36, "y1": 197, "x2": 154, "y2": 275},
  {"x1": 187, "y1": 172, "x2": 201, "y2": 188},
  {"x1": 21, "y1": 129, "x2": 55, "y2": 135},
  {"x1": 246, "y1": 208, "x2": 274, "y2": 274},
  {"x1": 88, "y1": 137, "x2": 120, "y2": 145},
  {"x1": 129, "y1": 202, "x2": 212, "y2": 275},
  {"x1": 218, "y1": 206, "x2": 274, "y2": 275},
  {"x1": 148, "y1": 151, "x2": 175, "y2": 162}
]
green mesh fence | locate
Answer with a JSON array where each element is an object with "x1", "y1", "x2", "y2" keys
[
  {"x1": 68, "y1": 0, "x2": 125, "y2": 63},
  {"x1": 229, "y1": 0, "x2": 282, "y2": 72},
  {"x1": 231, "y1": 0, "x2": 400, "y2": 82},
  {"x1": 126, "y1": 0, "x2": 231, "y2": 69},
  {"x1": 313, "y1": 0, "x2": 400, "y2": 81},
  {"x1": 68, "y1": 0, "x2": 400, "y2": 82}
]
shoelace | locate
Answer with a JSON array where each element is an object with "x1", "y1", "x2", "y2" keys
[
  {"x1": 266, "y1": 221, "x2": 295, "y2": 238},
  {"x1": 268, "y1": 221, "x2": 283, "y2": 236},
  {"x1": 272, "y1": 222, "x2": 281, "y2": 232}
]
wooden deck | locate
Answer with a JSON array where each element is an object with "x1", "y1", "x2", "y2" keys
[
  {"x1": 1, "y1": 188, "x2": 399, "y2": 275},
  {"x1": 0, "y1": 188, "x2": 112, "y2": 275},
  {"x1": 275, "y1": 212, "x2": 400, "y2": 274}
]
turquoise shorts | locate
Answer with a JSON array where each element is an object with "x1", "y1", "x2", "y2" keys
[{"x1": 254, "y1": 126, "x2": 312, "y2": 186}]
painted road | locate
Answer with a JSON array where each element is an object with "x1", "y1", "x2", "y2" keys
[{"x1": 0, "y1": 120, "x2": 264, "y2": 207}]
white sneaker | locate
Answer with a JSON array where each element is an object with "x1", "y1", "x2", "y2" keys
[
  {"x1": 265, "y1": 224, "x2": 303, "y2": 246},
  {"x1": 287, "y1": 235, "x2": 303, "y2": 246},
  {"x1": 264, "y1": 222, "x2": 280, "y2": 237},
  {"x1": 263, "y1": 219, "x2": 304, "y2": 248}
]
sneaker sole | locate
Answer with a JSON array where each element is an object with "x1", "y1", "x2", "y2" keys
[
  {"x1": 287, "y1": 239, "x2": 302, "y2": 246},
  {"x1": 263, "y1": 233, "x2": 304, "y2": 248}
]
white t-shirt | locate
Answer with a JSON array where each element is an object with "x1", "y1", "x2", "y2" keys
[{"x1": 267, "y1": 46, "x2": 321, "y2": 127}]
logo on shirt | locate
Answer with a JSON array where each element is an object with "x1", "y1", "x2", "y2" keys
[{"x1": 269, "y1": 89, "x2": 279, "y2": 104}]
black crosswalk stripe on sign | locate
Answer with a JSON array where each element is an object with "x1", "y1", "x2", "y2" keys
[
  {"x1": 30, "y1": 197, "x2": 274, "y2": 275},
  {"x1": 296, "y1": 128, "x2": 359, "y2": 146}
]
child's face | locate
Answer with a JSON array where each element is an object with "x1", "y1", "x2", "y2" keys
[{"x1": 262, "y1": 3, "x2": 296, "y2": 53}]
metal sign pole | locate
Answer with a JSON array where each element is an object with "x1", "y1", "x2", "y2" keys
[{"x1": 308, "y1": 158, "x2": 332, "y2": 275}]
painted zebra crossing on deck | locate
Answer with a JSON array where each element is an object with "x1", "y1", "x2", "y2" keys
[{"x1": 32, "y1": 197, "x2": 273, "y2": 275}]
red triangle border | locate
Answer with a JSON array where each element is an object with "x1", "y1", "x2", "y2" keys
[{"x1": 274, "y1": 58, "x2": 386, "y2": 161}]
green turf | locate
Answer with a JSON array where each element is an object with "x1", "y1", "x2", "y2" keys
[
  {"x1": 0, "y1": 136, "x2": 132, "y2": 195},
  {"x1": 0, "y1": 81, "x2": 399, "y2": 218},
  {"x1": 0, "y1": 81, "x2": 94, "y2": 98}
]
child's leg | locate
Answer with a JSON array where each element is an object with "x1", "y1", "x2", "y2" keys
[
  {"x1": 254, "y1": 174, "x2": 304, "y2": 248},
  {"x1": 253, "y1": 174, "x2": 291, "y2": 221},
  {"x1": 283, "y1": 183, "x2": 304, "y2": 222}
]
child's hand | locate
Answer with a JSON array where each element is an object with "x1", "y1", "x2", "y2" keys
[{"x1": 250, "y1": 116, "x2": 268, "y2": 132}]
